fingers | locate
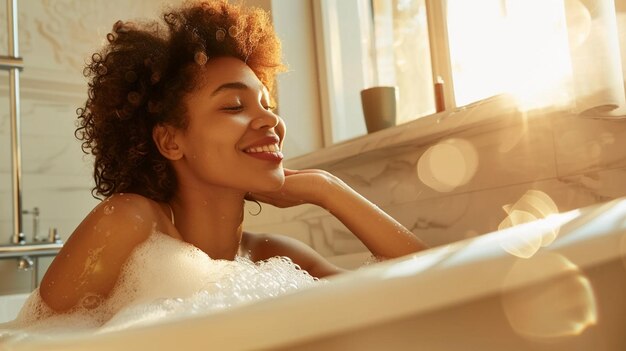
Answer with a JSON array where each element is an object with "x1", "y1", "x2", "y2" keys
[
  {"x1": 284, "y1": 168, "x2": 327, "y2": 175},
  {"x1": 247, "y1": 193, "x2": 296, "y2": 208},
  {"x1": 283, "y1": 168, "x2": 299, "y2": 176},
  {"x1": 247, "y1": 193, "x2": 276, "y2": 206},
  {"x1": 247, "y1": 193, "x2": 267, "y2": 203}
]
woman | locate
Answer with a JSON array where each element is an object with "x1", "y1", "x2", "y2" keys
[{"x1": 39, "y1": 0, "x2": 427, "y2": 315}]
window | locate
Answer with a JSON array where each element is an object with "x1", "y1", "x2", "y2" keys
[
  {"x1": 446, "y1": 0, "x2": 626, "y2": 114},
  {"x1": 370, "y1": 0, "x2": 436, "y2": 124},
  {"x1": 315, "y1": 0, "x2": 626, "y2": 144},
  {"x1": 314, "y1": 0, "x2": 435, "y2": 144}
]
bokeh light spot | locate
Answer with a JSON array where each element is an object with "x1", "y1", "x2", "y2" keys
[
  {"x1": 498, "y1": 190, "x2": 560, "y2": 257},
  {"x1": 416, "y1": 138, "x2": 478, "y2": 192},
  {"x1": 501, "y1": 252, "x2": 597, "y2": 339}
]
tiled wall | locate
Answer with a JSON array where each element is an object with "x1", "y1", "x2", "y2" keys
[{"x1": 243, "y1": 110, "x2": 626, "y2": 266}]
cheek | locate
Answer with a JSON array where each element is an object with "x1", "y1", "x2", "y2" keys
[
  {"x1": 277, "y1": 119, "x2": 287, "y2": 146},
  {"x1": 189, "y1": 119, "x2": 247, "y2": 153},
  {"x1": 195, "y1": 140, "x2": 237, "y2": 164}
]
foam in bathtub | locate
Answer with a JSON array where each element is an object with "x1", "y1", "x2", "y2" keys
[{"x1": 1, "y1": 231, "x2": 322, "y2": 336}]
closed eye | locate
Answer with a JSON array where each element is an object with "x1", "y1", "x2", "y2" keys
[
  {"x1": 221, "y1": 103, "x2": 275, "y2": 113},
  {"x1": 221, "y1": 105, "x2": 244, "y2": 111}
]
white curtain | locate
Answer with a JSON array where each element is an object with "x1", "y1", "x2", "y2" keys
[{"x1": 566, "y1": 0, "x2": 626, "y2": 118}]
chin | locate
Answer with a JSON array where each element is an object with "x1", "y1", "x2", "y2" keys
[
  {"x1": 264, "y1": 173, "x2": 285, "y2": 191},
  {"x1": 244, "y1": 169, "x2": 284, "y2": 193}
]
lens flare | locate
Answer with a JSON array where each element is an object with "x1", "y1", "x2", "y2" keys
[
  {"x1": 416, "y1": 138, "x2": 478, "y2": 192},
  {"x1": 619, "y1": 234, "x2": 626, "y2": 269},
  {"x1": 498, "y1": 190, "x2": 560, "y2": 257},
  {"x1": 497, "y1": 114, "x2": 528, "y2": 154},
  {"x1": 498, "y1": 210, "x2": 543, "y2": 258},
  {"x1": 501, "y1": 252, "x2": 597, "y2": 339}
]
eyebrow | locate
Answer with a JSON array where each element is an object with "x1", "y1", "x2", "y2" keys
[{"x1": 210, "y1": 82, "x2": 251, "y2": 97}]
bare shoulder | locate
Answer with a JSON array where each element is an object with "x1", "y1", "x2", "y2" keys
[
  {"x1": 40, "y1": 193, "x2": 171, "y2": 312},
  {"x1": 242, "y1": 232, "x2": 346, "y2": 279}
]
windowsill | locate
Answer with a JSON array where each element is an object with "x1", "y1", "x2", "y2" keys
[{"x1": 285, "y1": 94, "x2": 520, "y2": 170}]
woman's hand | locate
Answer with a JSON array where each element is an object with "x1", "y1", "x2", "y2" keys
[{"x1": 249, "y1": 168, "x2": 341, "y2": 208}]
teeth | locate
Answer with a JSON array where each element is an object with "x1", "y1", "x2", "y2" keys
[{"x1": 245, "y1": 144, "x2": 280, "y2": 153}]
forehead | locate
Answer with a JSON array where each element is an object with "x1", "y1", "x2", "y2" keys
[{"x1": 195, "y1": 56, "x2": 266, "y2": 94}]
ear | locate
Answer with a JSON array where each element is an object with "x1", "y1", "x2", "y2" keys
[{"x1": 152, "y1": 124, "x2": 183, "y2": 160}]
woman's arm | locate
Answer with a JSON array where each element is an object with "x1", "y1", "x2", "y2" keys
[
  {"x1": 250, "y1": 169, "x2": 428, "y2": 260},
  {"x1": 320, "y1": 173, "x2": 427, "y2": 258}
]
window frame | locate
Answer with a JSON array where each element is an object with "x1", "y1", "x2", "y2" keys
[{"x1": 312, "y1": 0, "x2": 457, "y2": 147}]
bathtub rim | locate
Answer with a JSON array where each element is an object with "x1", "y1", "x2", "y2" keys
[
  {"x1": 0, "y1": 292, "x2": 31, "y2": 324},
  {"x1": 3, "y1": 197, "x2": 626, "y2": 351}
]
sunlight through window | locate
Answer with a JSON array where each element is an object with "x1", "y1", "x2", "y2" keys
[{"x1": 447, "y1": 0, "x2": 577, "y2": 110}]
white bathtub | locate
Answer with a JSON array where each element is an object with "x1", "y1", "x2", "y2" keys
[
  {"x1": 0, "y1": 293, "x2": 29, "y2": 324},
  {"x1": 2, "y1": 197, "x2": 626, "y2": 351}
]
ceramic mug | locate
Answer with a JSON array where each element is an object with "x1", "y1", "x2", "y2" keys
[{"x1": 360, "y1": 86, "x2": 398, "y2": 133}]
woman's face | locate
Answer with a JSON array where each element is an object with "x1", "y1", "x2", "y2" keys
[{"x1": 173, "y1": 56, "x2": 286, "y2": 194}]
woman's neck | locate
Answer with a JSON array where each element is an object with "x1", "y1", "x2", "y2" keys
[{"x1": 169, "y1": 187, "x2": 245, "y2": 260}]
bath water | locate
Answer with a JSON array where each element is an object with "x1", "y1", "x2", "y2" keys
[{"x1": 0, "y1": 231, "x2": 323, "y2": 341}]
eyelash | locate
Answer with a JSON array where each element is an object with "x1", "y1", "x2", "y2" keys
[
  {"x1": 222, "y1": 105, "x2": 243, "y2": 111},
  {"x1": 221, "y1": 104, "x2": 276, "y2": 112}
]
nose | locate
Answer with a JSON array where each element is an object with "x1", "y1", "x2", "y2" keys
[{"x1": 250, "y1": 108, "x2": 280, "y2": 130}]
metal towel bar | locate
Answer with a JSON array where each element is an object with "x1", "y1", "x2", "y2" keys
[{"x1": 0, "y1": 243, "x2": 63, "y2": 259}]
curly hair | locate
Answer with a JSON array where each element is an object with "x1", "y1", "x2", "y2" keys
[{"x1": 75, "y1": 0, "x2": 284, "y2": 202}]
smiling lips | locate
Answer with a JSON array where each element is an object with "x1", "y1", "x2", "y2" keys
[{"x1": 243, "y1": 142, "x2": 284, "y2": 163}]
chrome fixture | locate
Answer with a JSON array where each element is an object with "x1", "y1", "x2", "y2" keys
[
  {"x1": 1, "y1": 0, "x2": 64, "y2": 291},
  {"x1": 0, "y1": 241, "x2": 64, "y2": 260},
  {"x1": 17, "y1": 256, "x2": 34, "y2": 271},
  {"x1": 0, "y1": 241, "x2": 63, "y2": 290},
  {"x1": 48, "y1": 227, "x2": 61, "y2": 243},
  {"x1": 22, "y1": 207, "x2": 40, "y2": 242},
  {"x1": 17, "y1": 256, "x2": 38, "y2": 290},
  {"x1": 0, "y1": 239, "x2": 63, "y2": 291},
  {"x1": 1, "y1": 0, "x2": 25, "y2": 245},
  {"x1": 0, "y1": 56, "x2": 23, "y2": 70}
]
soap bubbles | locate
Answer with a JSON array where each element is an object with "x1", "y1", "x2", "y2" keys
[{"x1": 4, "y1": 232, "x2": 324, "y2": 336}]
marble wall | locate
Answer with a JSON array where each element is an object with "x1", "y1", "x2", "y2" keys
[
  {"x1": 0, "y1": 0, "x2": 171, "y2": 294},
  {"x1": 243, "y1": 109, "x2": 626, "y2": 267}
]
